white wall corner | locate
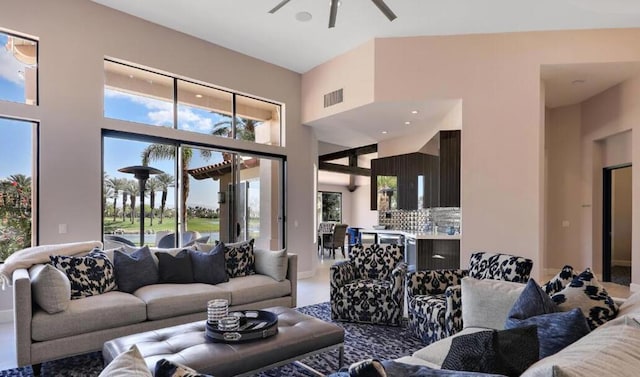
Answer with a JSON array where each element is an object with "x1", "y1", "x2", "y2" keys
[{"x1": 0, "y1": 309, "x2": 12, "y2": 323}]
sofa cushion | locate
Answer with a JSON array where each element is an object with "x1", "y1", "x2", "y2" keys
[
  {"x1": 156, "y1": 249, "x2": 194, "y2": 284},
  {"x1": 215, "y1": 274, "x2": 292, "y2": 306},
  {"x1": 254, "y1": 248, "x2": 288, "y2": 281},
  {"x1": 551, "y1": 268, "x2": 618, "y2": 330},
  {"x1": 114, "y1": 246, "x2": 159, "y2": 293},
  {"x1": 29, "y1": 264, "x2": 71, "y2": 314},
  {"x1": 32, "y1": 291, "x2": 146, "y2": 341},
  {"x1": 50, "y1": 248, "x2": 116, "y2": 299},
  {"x1": 505, "y1": 279, "x2": 590, "y2": 358},
  {"x1": 412, "y1": 328, "x2": 489, "y2": 366},
  {"x1": 134, "y1": 283, "x2": 230, "y2": 320},
  {"x1": 189, "y1": 244, "x2": 227, "y2": 285},
  {"x1": 540, "y1": 265, "x2": 575, "y2": 296},
  {"x1": 441, "y1": 326, "x2": 539, "y2": 377},
  {"x1": 99, "y1": 345, "x2": 152, "y2": 377},
  {"x1": 224, "y1": 239, "x2": 256, "y2": 278},
  {"x1": 462, "y1": 278, "x2": 525, "y2": 330},
  {"x1": 521, "y1": 322, "x2": 640, "y2": 377},
  {"x1": 616, "y1": 291, "x2": 640, "y2": 317}
]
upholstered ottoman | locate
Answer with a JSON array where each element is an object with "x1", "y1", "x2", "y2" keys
[{"x1": 103, "y1": 306, "x2": 345, "y2": 376}]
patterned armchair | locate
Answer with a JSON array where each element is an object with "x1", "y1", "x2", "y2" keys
[
  {"x1": 330, "y1": 244, "x2": 407, "y2": 325},
  {"x1": 407, "y1": 252, "x2": 533, "y2": 344}
]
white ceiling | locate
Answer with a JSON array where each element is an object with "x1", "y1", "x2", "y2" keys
[{"x1": 92, "y1": 0, "x2": 640, "y2": 186}]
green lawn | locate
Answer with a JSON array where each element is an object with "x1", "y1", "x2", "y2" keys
[{"x1": 104, "y1": 217, "x2": 220, "y2": 234}]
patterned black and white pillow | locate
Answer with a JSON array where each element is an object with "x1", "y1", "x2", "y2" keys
[
  {"x1": 224, "y1": 239, "x2": 255, "y2": 278},
  {"x1": 541, "y1": 265, "x2": 576, "y2": 296},
  {"x1": 551, "y1": 268, "x2": 619, "y2": 330},
  {"x1": 50, "y1": 248, "x2": 116, "y2": 299}
]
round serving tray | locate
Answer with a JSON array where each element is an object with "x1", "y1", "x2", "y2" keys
[{"x1": 205, "y1": 310, "x2": 278, "y2": 343}]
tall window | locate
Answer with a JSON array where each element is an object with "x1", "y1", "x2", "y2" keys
[
  {"x1": 0, "y1": 31, "x2": 38, "y2": 105},
  {"x1": 104, "y1": 60, "x2": 282, "y2": 146},
  {"x1": 0, "y1": 117, "x2": 36, "y2": 261},
  {"x1": 317, "y1": 191, "x2": 342, "y2": 223}
]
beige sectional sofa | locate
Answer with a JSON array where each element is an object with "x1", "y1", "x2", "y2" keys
[
  {"x1": 397, "y1": 278, "x2": 640, "y2": 376},
  {"x1": 12, "y1": 250, "x2": 297, "y2": 367}
]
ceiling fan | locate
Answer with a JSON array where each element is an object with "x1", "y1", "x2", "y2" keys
[{"x1": 269, "y1": 0, "x2": 397, "y2": 28}]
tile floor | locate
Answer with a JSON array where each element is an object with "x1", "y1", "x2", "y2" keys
[{"x1": 0, "y1": 256, "x2": 631, "y2": 371}]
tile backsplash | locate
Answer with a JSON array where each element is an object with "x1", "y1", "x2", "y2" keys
[{"x1": 377, "y1": 207, "x2": 461, "y2": 233}]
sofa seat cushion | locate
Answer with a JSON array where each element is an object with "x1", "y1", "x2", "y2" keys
[
  {"x1": 215, "y1": 275, "x2": 291, "y2": 306},
  {"x1": 32, "y1": 291, "x2": 146, "y2": 341},
  {"x1": 134, "y1": 283, "x2": 231, "y2": 320},
  {"x1": 412, "y1": 327, "x2": 490, "y2": 367}
]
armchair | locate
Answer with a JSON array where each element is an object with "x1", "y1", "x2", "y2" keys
[
  {"x1": 330, "y1": 244, "x2": 406, "y2": 325},
  {"x1": 407, "y1": 252, "x2": 533, "y2": 344}
]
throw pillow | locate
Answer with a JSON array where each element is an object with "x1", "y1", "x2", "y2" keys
[
  {"x1": 29, "y1": 264, "x2": 71, "y2": 314},
  {"x1": 113, "y1": 246, "x2": 159, "y2": 293},
  {"x1": 461, "y1": 278, "x2": 526, "y2": 330},
  {"x1": 98, "y1": 345, "x2": 152, "y2": 377},
  {"x1": 188, "y1": 243, "x2": 228, "y2": 284},
  {"x1": 50, "y1": 248, "x2": 116, "y2": 299},
  {"x1": 224, "y1": 239, "x2": 256, "y2": 278},
  {"x1": 442, "y1": 326, "x2": 539, "y2": 377},
  {"x1": 505, "y1": 279, "x2": 590, "y2": 358},
  {"x1": 156, "y1": 249, "x2": 194, "y2": 283},
  {"x1": 155, "y1": 359, "x2": 213, "y2": 377},
  {"x1": 254, "y1": 248, "x2": 288, "y2": 281},
  {"x1": 551, "y1": 268, "x2": 619, "y2": 330},
  {"x1": 541, "y1": 265, "x2": 576, "y2": 296}
]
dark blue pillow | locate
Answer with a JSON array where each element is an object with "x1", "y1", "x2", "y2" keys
[
  {"x1": 155, "y1": 358, "x2": 213, "y2": 377},
  {"x1": 385, "y1": 360, "x2": 509, "y2": 376},
  {"x1": 506, "y1": 279, "x2": 590, "y2": 358},
  {"x1": 113, "y1": 246, "x2": 159, "y2": 293},
  {"x1": 189, "y1": 243, "x2": 227, "y2": 285},
  {"x1": 156, "y1": 249, "x2": 194, "y2": 283}
]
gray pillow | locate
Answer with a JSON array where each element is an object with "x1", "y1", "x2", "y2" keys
[
  {"x1": 254, "y1": 248, "x2": 288, "y2": 281},
  {"x1": 29, "y1": 264, "x2": 71, "y2": 314},
  {"x1": 461, "y1": 278, "x2": 525, "y2": 330},
  {"x1": 189, "y1": 243, "x2": 227, "y2": 285},
  {"x1": 113, "y1": 246, "x2": 159, "y2": 293},
  {"x1": 505, "y1": 279, "x2": 590, "y2": 358}
]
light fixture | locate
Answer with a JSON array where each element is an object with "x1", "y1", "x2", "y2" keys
[
  {"x1": 195, "y1": 94, "x2": 203, "y2": 98},
  {"x1": 404, "y1": 121, "x2": 411, "y2": 125},
  {"x1": 411, "y1": 110, "x2": 418, "y2": 114},
  {"x1": 218, "y1": 192, "x2": 226, "y2": 204},
  {"x1": 572, "y1": 79, "x2": 586, "y2": 85},
  {"x1": 296, "y1": 11, "x2": 312, "y2": 22},
  {"x1": 128, "y1": 74, "x2": 134, "y2": 79},
  {"x1": 381, "y1": 131, "x2": 388, "y2": 134}
]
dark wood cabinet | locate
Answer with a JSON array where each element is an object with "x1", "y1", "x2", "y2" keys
[{"x1": 439, "y1": 130, "x2": 461, "y2": 206}]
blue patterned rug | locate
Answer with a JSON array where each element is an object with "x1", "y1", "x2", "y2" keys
[{"x1": 0, "y1": 302, "x2": 423, "y2": 376}]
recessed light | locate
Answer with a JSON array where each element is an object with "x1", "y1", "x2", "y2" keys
[
  {"x1": 411, "y1": 110, "x2": 418, "y2": 114},
  {"x1": 404, "y1": 121, "x2": 411, "y2": 125},
  {"x1": 381, "y1": 131, "x2": 388, "y2": 134},
  {"x1": 128, "y1": 74, "x2": 134, "y2": 79},
  {"x1": 572, "y1": 79, "x2": 586, "y2": 85},
  {"x1": 295, "y1": 11, "x2": 312, "y2": 22},
  {"x1": 195, "y1": 94, "x2": 203, "y2": 98}
]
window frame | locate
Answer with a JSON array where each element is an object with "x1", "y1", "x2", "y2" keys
[{"x1": 0, "y1": 29, "x2": 39, "y2": 106}]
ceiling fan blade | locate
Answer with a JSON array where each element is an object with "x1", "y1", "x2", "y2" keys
[
  {"x1": 371, "y1": 0, "x2": 397, "y2": 21},
  {"x1": 329, "y1": 0, "x2": 339, "y2": 28},
  {"x1": 269, "y1": 0, "x2": 292, "y2": 14}
]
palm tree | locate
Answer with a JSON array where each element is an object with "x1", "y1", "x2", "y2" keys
[
  {"x1": 155, "y1": 173, "x2": 174, "y2": 224},
  {"x1": 146, "y1": 177, "x2": 161, "y2": 226},
  {"x1": 141, "y1": 145, "x2": 211, "y2": 230},
  {"x1": 125, "y1": 180, "x2": 138, "y2": 224},
  {"x1": 212, "y1": 117, "x2": 258, "y2": 144},
  {"x1": 105, "y1": 177, "x2": 126, "y2": 222}
]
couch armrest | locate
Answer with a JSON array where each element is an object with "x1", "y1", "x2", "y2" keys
[
  {"x1": 390, "y1": 262, "x2": 408, "y2": 305},
  {"x1": 13, "y1": 268, "x2": 32, "y2": 367},
  {"x1": 330, "y1": 260, "x2": 356, "y2": 288},
  {"x1": 286, "y1": 253, "x2": 297, "y2": 308},
  {"x1": 444, "y1": 285, "x2": 463, "y2": 336},
  {"x1": 407, "y1": 269, "x2": 468, "y2": 297}
]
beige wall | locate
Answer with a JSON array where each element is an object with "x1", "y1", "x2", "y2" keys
[
  {"x1": 613, "y1": 167, "x2": 632, "y2": 264},
  {"x1": 0, "y1": 0, "x2": 318, "y2": 299},
  {"x1": 303, "y1": 29, "x2": 640, "y2": 281}
]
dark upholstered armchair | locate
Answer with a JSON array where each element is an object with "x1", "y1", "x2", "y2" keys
[
  {"x1": 407, "y1": 252, "x2": 533, "y2": 344},
  {"x1": 330, "y1": 244, "x2": 406, "y2": 325}
]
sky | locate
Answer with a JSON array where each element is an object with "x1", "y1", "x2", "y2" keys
[{"x1": 0, "y1": 31, "x2": 230, "y2": 210}]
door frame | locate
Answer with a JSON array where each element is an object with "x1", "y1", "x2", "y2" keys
[{"x1": 602, "y1": 163, "x2": 632, "y2": 282}]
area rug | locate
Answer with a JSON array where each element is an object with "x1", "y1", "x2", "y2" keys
[{"x1": 0, "y1": 302, "x2": 424, "y2": 377}]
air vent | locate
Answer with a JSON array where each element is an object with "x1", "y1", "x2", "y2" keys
[{"x1": 324, "y1": 88, "x2": 343, "y2": 108}]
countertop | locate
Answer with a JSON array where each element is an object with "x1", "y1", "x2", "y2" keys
[{"x1": 359, "y1": 228, "x2": 461, "y2": 240}]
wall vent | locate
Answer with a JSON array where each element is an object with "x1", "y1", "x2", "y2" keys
[{"x1": 324, "y1": 88, "x2": 343, "y2": 108}]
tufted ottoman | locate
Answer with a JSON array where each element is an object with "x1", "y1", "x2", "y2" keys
[{"x1": 103, "y1": 306, "x2": 345, "y2": 376}]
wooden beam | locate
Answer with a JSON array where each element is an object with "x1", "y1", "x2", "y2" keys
[
  {"x1": 319, "y1": 162, "x2": 370, "y2": 176},
  {"x1": 319, "y1": 144, "x2": 378, "y2": 162}
]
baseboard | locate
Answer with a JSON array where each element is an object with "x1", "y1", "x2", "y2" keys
[
  {"x1": 0, "y1": 309, "x2": 12, "y2": 323},
  {"x1": 613, "y1": 260, "x2": 632, "y2": 267},
  {"x1": 298, "y1": 270, "x2": 314, "y2": 279}
]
